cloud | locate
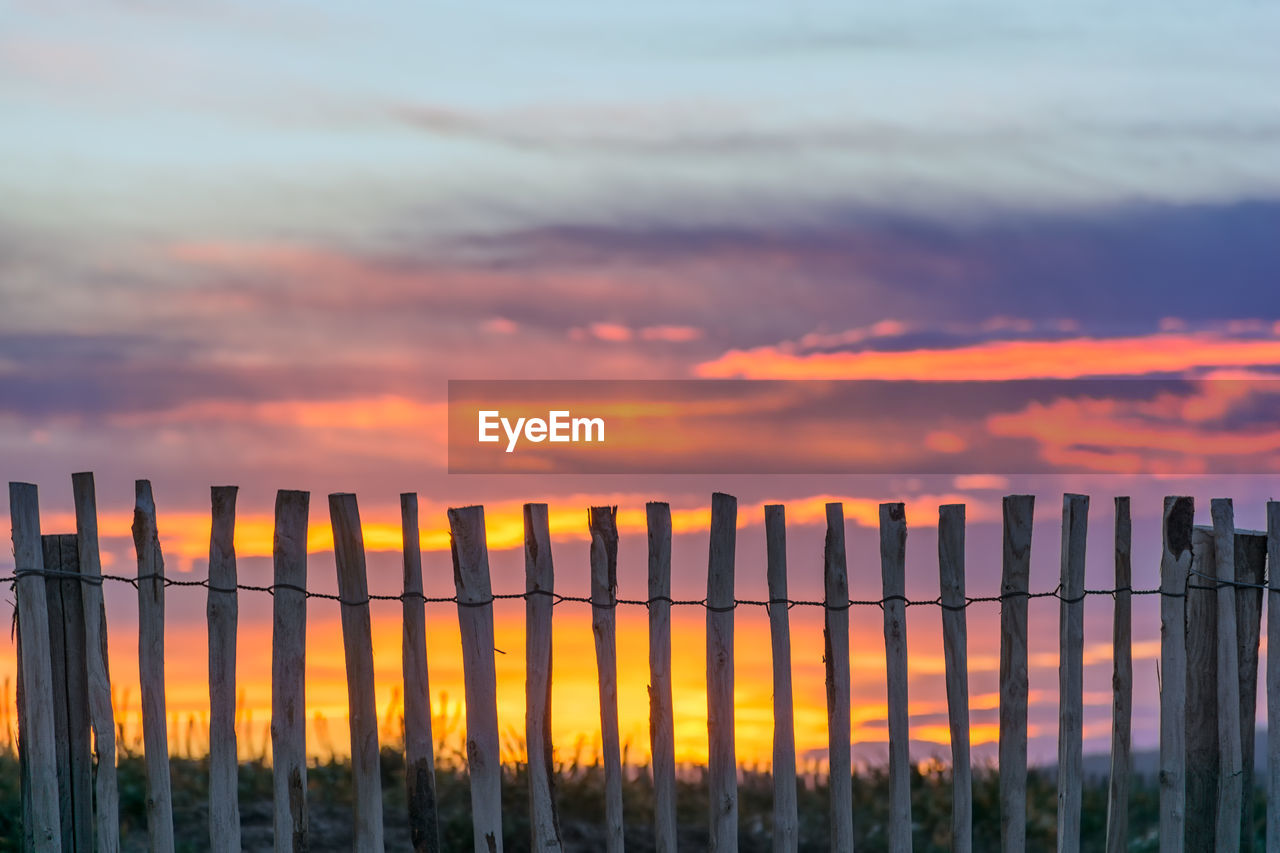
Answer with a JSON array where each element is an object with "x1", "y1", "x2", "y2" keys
[
  {"x1": 481, "y1": 317, "x2": 518, "y2": 334},
  {"x1": 698, "y1": 333, "x2": 1280, "y2": 380},
  {"x1": 639, "y1": 325, "x2": 703, "y2": 343},
  {"x1": 986, "y1": 383, "x2": 1280, "y2": 474}
]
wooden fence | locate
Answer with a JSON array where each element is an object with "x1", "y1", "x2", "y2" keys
[{"x1": 5, "y1": 474, "x2": 1279, "y2": 852}]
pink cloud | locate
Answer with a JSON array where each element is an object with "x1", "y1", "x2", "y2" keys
[
  {"x1": 588, "y1": 322, "x2": 633, "y2": 342},
  {"x1": 482, "y1": 317, "x2": 519, "y2": 334},
  {"x1": 638, "y1": 324, "x2": 703, "y2": 342}
]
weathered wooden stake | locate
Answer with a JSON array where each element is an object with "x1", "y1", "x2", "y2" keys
[
  {"x1": 132, "y1": 480, "x2": 175, "y2": 853},
  {"x1": 329, "y1": 493, "x2": 386, "y2": 850},
  {"x1": 824, "y1": 502, "x2": 853, "y2": 851},
  {"x1": 999, "y1": 494, "x2": 1034, "y2": 853},
  {"x1": 1235, "y1": 529, "x2": 1267, "y2": 853},
  {"x1": 1212, "y1": 499, "x2": 1243, "y2": 852},
  {"x1": 1105, "y1": 497, "x2": 1132, "y2": 853},
  {"x1": 647, "y1": 502, "x2": 678, "y2": 853},
  {"x1": 448, "y1": 505, "x2": 504, "y2": 853},
  {"x1": 1058, "y1": 493, "x2": 1089, "y2": 853},
  {"x1": 589, "y1": 506, "x2": 625, "y2": 853},
  {"x1": 71, "y1": 472, "x2": 121, "y2": 853},
  {"x1": 707, "y1": 492, "x2": 738, "y2": 853},
  {"x1": 402, "y1": 494, "x2": 441, "y2": 853},
  {"x1": 44, "y1": 533, "x2": 92, "y2": 852},
  {"x1": 1186, "y1": 524, "x2": 1218, "y2": 849},
  {"x1": 765, "y1": 504, "x2": 798, "y2": 853},
  {"x1": 207, "y1": 486, "x2": 241, "y2": 852},
  {"x1": 1266, "y1": 502, "x2": 1280, "y2": 853},
  {"x1": 880, "y1": 502, "x2": 912, "y2": 853},
  {"x1": 1159, "y1": 497, "x2": 1192, "y2": 853},
  {"x1": 272, "y1": 490, "x2": 310, "y2": 852},
  {"x1": 938, "y1": 504, "x2": 971, "y2": 853},
  {"x1": 525, "y1": 503, "x2": 562, "y2": 851}
]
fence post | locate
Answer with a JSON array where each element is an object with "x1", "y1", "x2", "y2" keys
[
  {"x1": 1105, "y1": 497, "x2": 1132, "y2": 853},
  {"x1": 329, "y1": 493, "x2": 386, "y2": 851},
  {"x1": 132, "y1": 480, "x2": 175, "y2": 853},
  {"x1": 58, "y1": 533, "x2": 92, "y2": 853},
  {"x1": 1186, "y1": 524, "x2": 1217, "y2": 848},
  {"x1": 824, "y1": 502, "x2": 853, "y2": 851},
  {"x1": 448, "y1": 505, "x2": 504, "y2": 853},
  {"x1": 707, "y1": 492, "x2": 738, "y2": 853},
  {"x1": 589, "y1": 506, "x2": 626, "y2": 853},
  {"x1": 999, "y1": 494, "x2": 1034, "y2": 853},
  {"x1": 524, "y1": 503, "x2": 562, "y2": 851},
  {"x1": 272, "y1": 490, "x2": 310, "y2": 852},
  {"x1": 1266, "y1": 501, "x2": 1280, "y2": 853},
  {"x1": 938, "y1": 504, "x2": 971, "y2": 853},
  {"x1": 765, "y1": 504, "x2": 798, "y2": 853},
  {"x1": 1058, "y1": 494, "x2": 1088, "y2": 853},
  {"x1": 207, "y1": 486, "x2": 241, "y2": 852},
  {"x1": 71, "y1": 472, "x2": 121, "y2": 853},
  {"x1": 1212, "y1": 499, "x2": 1243, "y2": 852},
  {"x1": 403, "y1": 493, "x2": 442, "y2": 853},
  {"x1": 43, "y1": 533, "x2": 93, "y2": 852},
  {"x1": 1159, "y1": 496, "x2": 1192, "y2": 853},
  {"x1": 1235, "y1": 529, "x2": 1267, "y2": 853},
  {"x1": 9, "y1": 483, "x2": 64, "y2": 852},
  {"x1": 1186, "y1": 520, "x2": 1266, "y2": 852},
  {"x1": 647, "y1": 502, "x2": 678, "y2": 853},
  {"x1": 880, "y1": 502, "x2": 912, "y2": 852}
]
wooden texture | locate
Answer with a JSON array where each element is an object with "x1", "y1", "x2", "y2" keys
[
  {"x1": 1235, "y1": 529, "x2": 1267, "y2": 853},
  {"x1": 132, "y1": 480, "x2": 175, "y2": 853},
  {"x1": 765, "y1": 504, "x2": 798, "y2": 853},
  {"x1": 10, "y1": 483, "x2": 64, "y2": 852},
  {"x1": 207, "y1": 486, "x2": 241, "y2": 852},
  {"x1": 589, "y1": 506, "x2": 625, "y2": 853},
  {"x1": 1058, "y1": 493, "x2": 1089, "y2": 853},
  {"x1": 1266, "y1": 502, "x2": 1280, "y2": 853},
  {"x1": 1212, "y1": 499, "x2": 1243, "y2": 852},
  {"x1": 60, "y1": 534, "x2": 93, "y2": 853},
  {"x1": 707, "y1": 492, "x2": 738, "y2": 853},
  {"x1": 272, "y1": 490, "x2": 310, "y2": 852},
  {"x1": 71, "y1": 472, "x2": 121, "y2": 853},
  {"x1": 999, "y1": 494, "x2": 1034, "y2": 853},
  {"x1": 44, "y1": 534, "x2": 93, "y2": 852},
  {"x1": 1105, "y1": 497, "x2": 1132, "y2": 853},
  {"x1": 403, "y1": 494, "x2": 441, "y2": 853},
  {"x1": 879, "y1": 502, "x2": 912, "y2": 852},
  {"x1": 647, "y1": 502, "x2": 678, "y2": 853},
  {"x1": 328, "y1": 493, "x2": 386, "y2": 851},
  {"x1": 824, "y1": 502, "x2": 853, "y2": 852},
  {"x1": 524, "y1": 503, "x2": 562, "y2": 851},
  {"x1": 42, "y1": 534, "x2": 71, "y2": 851},
  {"x1": 1159, "y1": 497, "x2": 1192, "y2": 853},
  {"x1": 448, "y1": 505, "x2": 504, "y2": 852},
  {"x1": 938, "y1": 504, "x2": 971, "y2": 853},
  {"x1": 1185, "y1": 524, "x2": 1217, "y2": 850}
]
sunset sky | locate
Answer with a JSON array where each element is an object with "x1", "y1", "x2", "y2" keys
[{"x1": 3, "y1": 0, "x2": 1280, "y2": 770}]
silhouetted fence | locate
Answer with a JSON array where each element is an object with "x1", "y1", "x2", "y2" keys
[{"x1": 4, "y1": 474, "x2": 1278, "y2": 852}]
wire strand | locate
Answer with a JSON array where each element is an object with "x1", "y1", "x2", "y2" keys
[{"x1": 1, "y1": 566, "x2": 1184, "y2": 610}]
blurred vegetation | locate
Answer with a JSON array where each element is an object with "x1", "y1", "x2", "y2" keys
[
  {"x1": 2, "y1": 746, "x2": 1235, "y2": 852},
  {"x1": 0, "y1": 681, "x2": 1264, "y2": 850}
]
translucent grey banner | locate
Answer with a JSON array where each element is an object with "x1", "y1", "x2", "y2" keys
[{"x1": 447, "y1": 379, "x2": 1280, "y2": 475}]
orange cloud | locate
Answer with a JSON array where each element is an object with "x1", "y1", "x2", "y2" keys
[
  {"x1": 38, "y1": 491, "x2": 995, "y2": 576},
  {"x1": 987, "y1": 385, "x2": 1280, "y2": 473},
  {"x1": 697, "y1": 333, "x2": 1280, "y2": 380}
]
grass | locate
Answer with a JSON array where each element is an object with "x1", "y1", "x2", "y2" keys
[
  {"x1": 1, "y1": 746, "x2": 1214, "y2": 852},
  {"x1": 0, "y1": 683, "x2": 1261, "y2": 850}
]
